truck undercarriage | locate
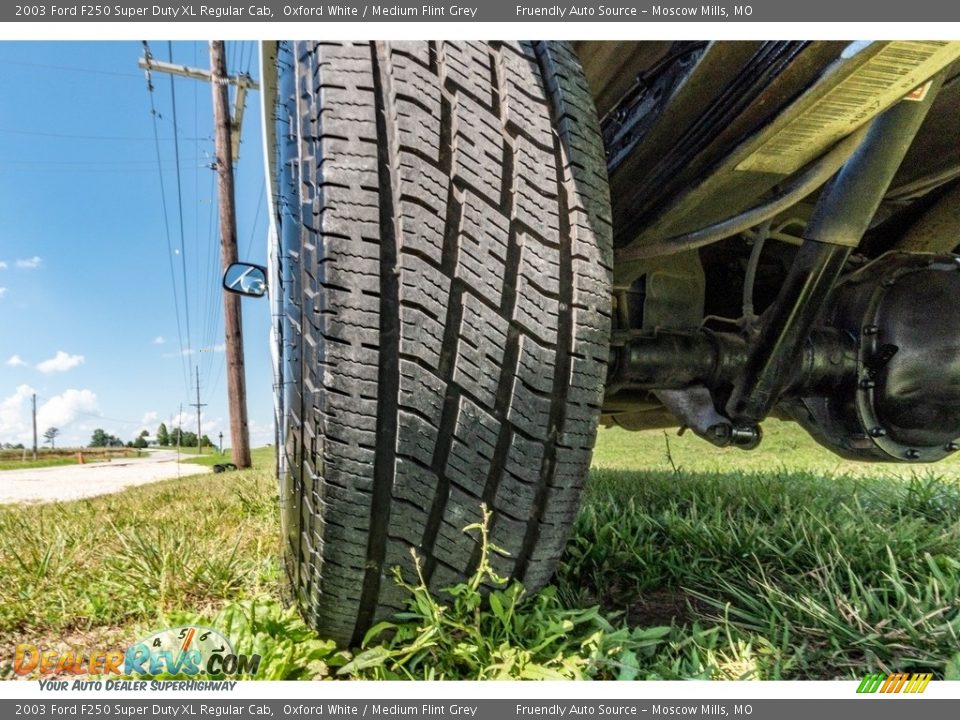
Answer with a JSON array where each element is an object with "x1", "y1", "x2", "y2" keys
[
  {"x1": 578, "y1": 40, "x2": 960, "y2": 462},
  {"x1": 229, "y1": 40, "x2": 960, "y2": 643}
]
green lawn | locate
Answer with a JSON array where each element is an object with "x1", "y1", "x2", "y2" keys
[
  {"x1": 1, "y1": 426, "x2": 958, "y2": 681},
  {"x1": 0, "y1": 448, "x2": 147, "y2": 472},
  {"x1": 0, "y1": 457, "x2": 76, "y2": 471},
  {"x1": 591, "y1": 417, "x2": 960, "y2": 479},
  {"x1": 177, "y1": 446, "x2": 269, "y2": 468}
]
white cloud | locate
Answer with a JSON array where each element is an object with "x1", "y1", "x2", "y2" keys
[
  {"x1": 16, "y1": 256, "x2": 42, "y2": 269},
  {"x1": 5, "y1": 355, "x2": 27, "y2": 367},
  {"x1": 163, "y1": 348, "x2": 195, "y2": 358},
  {"x1": 37, "y1": 390, "x2": 98, "y2": 432},
  {"x1": 0, "y1": 261, "x2": 7, "y2": 269},
  {"x1": 247, "y1": 419, "x2": 275, "y2": 448},
  {"x1": 173, "y1": 411, "x2": 196, "y2": 428},
  {"x1": 36, "y1": 351, "x2": 85, "y2": 374},
  {"x1": 152, "y1": 336, "x2": 166, "y2": 345},
  {"x1": 0, "y1": 288, "x2": 7, "y2": 298},
  {"x1": 0, "y1": 385, "x2": 35, "y2": 443},
  {"x1": 0, "y1": 386, "x2": 98, "y2": 446},
  {"x1": 141, "y1": 411, "x2": 159, "y2": 426}
]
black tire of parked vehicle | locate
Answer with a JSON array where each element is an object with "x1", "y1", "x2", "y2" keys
[{"x1": 277, "y1": 40, "x2": 613, "y2": 646}]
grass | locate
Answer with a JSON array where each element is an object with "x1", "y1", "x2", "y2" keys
[
  {"x1": 0, "y1": 458, "x2": 76, "y2": 471},
  {"x1": 0, "y1": 426, "x2": 958, "y2": 681},
  {"x1": 0, "y1": 448, "x2": 138, "y2": 472},
  {"x1": 178, "y1": 448, "x2": 247, "y2": 467}
]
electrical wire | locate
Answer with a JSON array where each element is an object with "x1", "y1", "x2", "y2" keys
[
  {"x1": 243, "y1": 180, "x2": 266, "y2": 257},
  {"x1": 0, "y1": 59, "x2": 142, "y2": 78},
  {"x1": 143, "y1": 41, "x2": 190, "y2": 395},
  {"x1": 194, "y1": 40, "x2": 203, "y2": 382},
  {"x1": 201, "y1": 171, "x2": 220, "y2": 389},
  {"x1": 0, "y1": 127, "x2": 209, "y2": 141},
  {"x1": 168, "y1": 40, "x2": 193, "y2": 360},
  {"x1": 33, "y1": 396, "x2": 141, "y2": 427}
]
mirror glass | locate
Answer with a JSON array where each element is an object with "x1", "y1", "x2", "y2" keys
[{"x1": 222, "y1": 262, "x2": 267, "y2": 298}]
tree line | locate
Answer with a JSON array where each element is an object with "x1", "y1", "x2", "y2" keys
[
  {"x1": 4, "y1": 425, "x2": 214, "y2": 451},
  {"x1": 86, "y1": 423, "x2": 212, "y2": 449}
]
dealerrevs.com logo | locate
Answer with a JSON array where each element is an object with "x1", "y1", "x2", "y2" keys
[{"x1": 14, "y1": 626, "x2": 261, "y2": 678}]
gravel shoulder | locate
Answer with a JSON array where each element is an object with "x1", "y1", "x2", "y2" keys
[{"x1": 0, "y1": 450, "x2": 211, "y2": 504}]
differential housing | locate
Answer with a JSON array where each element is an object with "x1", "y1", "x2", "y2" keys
[{"x1": 789, "y1": 252, "x2": 960, "y2": 462}]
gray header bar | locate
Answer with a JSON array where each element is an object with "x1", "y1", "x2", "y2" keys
[{"x1": 6, "y1": 0, "x2": 960, "y2": 22}]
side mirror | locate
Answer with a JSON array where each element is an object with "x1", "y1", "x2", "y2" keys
[{"x1": 223, "y1": 262, "x2": 267, "y2": 298}]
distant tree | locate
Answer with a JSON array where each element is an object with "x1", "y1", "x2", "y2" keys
[
  {"x1": 42, "y1": 427, "x2": 60, "y2": 450},
  {"x1": 90, "y1": 428, "x2": 122, "y2": 448},
  {"x1": 156, "y1": 423, "x2": 170, "y2": 447},
  {"x1": 133, "y1": 435, "x2": 148, "y2": 449},
  {"x1": 200, "y1": 434, "x2": 212, "y2": 449},
  {"x1": 139, "y1": 429, "x2": 149, "y2": 438},
  {"x1": 170, "y1": 427, "x2": 196, "y2": 447}
]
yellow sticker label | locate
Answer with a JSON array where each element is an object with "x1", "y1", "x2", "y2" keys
[{"x1": 737, "y1": 41, "x2": 960, "y2": 174}]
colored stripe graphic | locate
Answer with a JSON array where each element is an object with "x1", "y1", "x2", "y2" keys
[
  {"x1": 858, "y1": 672, "x2": 932, "y2": 694},
  {"x1": 180, "y1": 627, "x2": 196, "y2": 652},
  {"x1": 857, "y1": 673, "x2": 885, "y2": 693}
]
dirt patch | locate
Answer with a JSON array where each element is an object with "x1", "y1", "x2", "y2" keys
[
  {"x1": 625, "y1": 587, "x2": 715, "y2": 627},
  {"x1": 0, "y1": 451, "x2": 210, "y2": 504}
]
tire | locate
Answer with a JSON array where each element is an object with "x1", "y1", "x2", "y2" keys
[{"x1": 276, "y1": 40, "x2": 613, "y2": 646}]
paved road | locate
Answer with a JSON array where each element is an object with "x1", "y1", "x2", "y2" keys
[{"x1": 0, "y1": 451, "x2": 211, "y2": 505}]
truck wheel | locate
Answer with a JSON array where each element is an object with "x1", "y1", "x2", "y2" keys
[{"x1": 276, "y1": 40, "x2": 612, "y2": 646}]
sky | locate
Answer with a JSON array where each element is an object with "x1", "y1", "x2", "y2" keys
[{"x1": 0, "y1": 41, "x2": 274, "y2": 449}]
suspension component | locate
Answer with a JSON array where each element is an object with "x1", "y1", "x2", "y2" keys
[{"x1": 725, "y1": 72, "x2": 945, "y2": 426}]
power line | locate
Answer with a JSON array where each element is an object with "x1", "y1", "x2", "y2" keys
[
  {"x1": 0, "y1": 167, "x2": 196, "y2": 175},
  {"x1": 143, "y1": 40, "x2": 190, "y2": 395},
  {"x1": 243, "y1": 179, "x2": 266, "y2": 257},
  {"x1": 168, "y1": 41, "x2": 193, "y2": 360},
  {"x1": 236, "y1": 41, "x2": 246, "y2": 80},
  {"x1": 194, "y1": 41, "x2": 203, "y2": 381},
  {"x1": 246, "y1": 40, "x2": 256, "y2": 75},
  {"x1": 201, "y1": 170, "x2": 220, "y2": 388},
  {"x1": 33, "y1": 396, "x2": 141, "y2": 426},
  {"x1": 0, "y1": 127, "x2": 209, "y2": 141},
  {"x1": 0, "y1": 158, "x2": 208, "y2": 166},
  {"x1": 0, "y1": 59, "x2": 143, "y2": 78}
]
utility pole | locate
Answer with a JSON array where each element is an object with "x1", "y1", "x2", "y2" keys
[
  {"x1": 191, "y1": 365, "x2": 208, "y2": 455},
  {"x1": 211, "y1": 40, "x2": 252, "y2": 468},
  {"x1": 31, "y1": 393, "x2": 37, "y2": 460},
  {"x1": 177, "y1": 403, "x2": 182, "y2": 481},
  {"x1": 138, "y1": 45, "x2": 258, "y2": 162},
  {"x1": 138, "y1": 42, "x2": 256, "y2": 468}
]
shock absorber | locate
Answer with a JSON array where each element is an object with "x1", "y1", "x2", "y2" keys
[{"x1": 725, "y1": 72, "x2": 946, "y2": 429}]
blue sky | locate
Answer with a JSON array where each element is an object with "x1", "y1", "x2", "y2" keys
[{"x1": 0, "y1": 41, "x2": 273, "y2": 448}]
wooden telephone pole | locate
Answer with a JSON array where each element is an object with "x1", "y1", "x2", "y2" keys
[
  {"x1": 211, "y1": 40, "x2": 251, "y2": 468},
  {"x1": 139, "y1": 42, "x2": 256, "y2": 468}
]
